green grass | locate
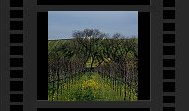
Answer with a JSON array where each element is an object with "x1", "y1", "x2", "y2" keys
[
  {"x1": 48, "y1": 72, "x2": 137, "y2": 101},
  {"x1": 48, "y1": 40, "x2": 67, "y2": 53}
]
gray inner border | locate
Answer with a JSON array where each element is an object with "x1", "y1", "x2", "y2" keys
[
  {"x1": 26, "y1": 4, "x2": 161, "y2": 110},
  {"x1": 25, "y1": 2, "x2": 162, "y2": 111}
]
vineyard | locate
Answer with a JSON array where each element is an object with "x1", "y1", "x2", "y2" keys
[{"x1": 48, "y1": 29, "x2": 138, "y2": 101}]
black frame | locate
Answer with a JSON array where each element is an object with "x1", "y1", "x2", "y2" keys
[{"x1": 37, "y1": 11, "x2": 150, "y2": 100}]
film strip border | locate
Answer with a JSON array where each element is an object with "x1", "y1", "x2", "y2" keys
[
  {"x1": 163, "y1": 0, "x2": 176, "y2": 111},
  {"x1": 10, "y1": 0, "x2": 24, "y2": 111}
]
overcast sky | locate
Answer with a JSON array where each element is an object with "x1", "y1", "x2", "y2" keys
[{"x1": 48, "y1": 11, "x2": 138, "y2": 40}]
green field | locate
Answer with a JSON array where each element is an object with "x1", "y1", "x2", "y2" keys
[{"x1": 48, "y1": 40, "x2": 67, "y2": 53}]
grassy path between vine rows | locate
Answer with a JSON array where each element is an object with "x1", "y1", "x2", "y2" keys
[{"x1": 48, "y1": 72, "x2": 137, "y2": 101}]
